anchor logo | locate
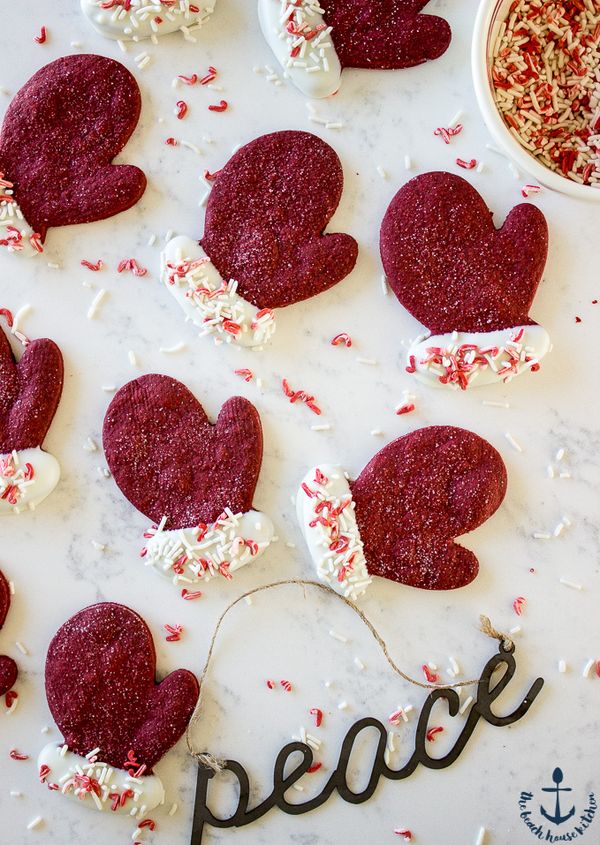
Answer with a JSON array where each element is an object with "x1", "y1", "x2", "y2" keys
[{"x1": 540, "y1": 768, "x2": 576, "y2": 826}]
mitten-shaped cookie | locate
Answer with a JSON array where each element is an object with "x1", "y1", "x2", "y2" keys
[
  {"x1": 161, "y1": 130, "x2": 357, "y2": 348},
  {"x1": 82, "y1": 0, "x2": 216, "y2": 42},
  {"x1": 258, "y1": 0, "x2": 451, "y2": 97},
  {"x1": 38, "y1": 602, "x2": 199, "y2": 815},
  {"x1": 297, "y1": 426, "x2": 507, "y2": 598},
  {"x1": 0, "y1": 569, "x2": 18, "y2": 697},
  {"x1": 0, "y1": 324, "x2": 63, "y2": 513},
  {"x1": 380, "y1": 172, "x2": 551, "y2": 390},
  {"x1": 0, "y1": 55, "x2": 146, "y2": 256},
  {"x1": 103, "y1": 374, "x2": 274, "y2": 590}
]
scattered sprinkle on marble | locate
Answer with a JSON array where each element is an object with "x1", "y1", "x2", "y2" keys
[
  {"x1": 504, "y1": 431, "x2": 523, "y2": 452},
  {"x1": 329, "y1": 630, "x2": 348, "y2": 643},
  {"x1": 560, "y1": 577, "x2": 582, "y2": 591}
]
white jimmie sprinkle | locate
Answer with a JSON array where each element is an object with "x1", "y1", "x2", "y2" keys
[
  {"x1": 582, "y1": 659, "x2": 596, "y2": 679},
  {"x1": 504, "y1": 431, "x2": 523, "y2": 452},
  {"x1": 474, "y1": 827, "x2": 486, "y2": 845},
  {"x1": 27, "y1": 817, "x2": 43, "y2": 831},
  {"x1": 329, "y1": 630, "x2": 348, "y2": 643},
  {"x1": 560, "y1": 577, "x2": 582, "y2": 591}
]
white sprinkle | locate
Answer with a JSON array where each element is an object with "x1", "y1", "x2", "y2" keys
[
  {"x1": 8, "y1": 581, "x2": 14, "y2": 595},
  {"x1": 147, "y1": 234, "x2": 157, "y2": 247},
  {"x1": 559, "y1": 471, "x2": 571, "y2": 479},
  {"x1": 449, "y1": 656, "x2": 460, "y2": 676},
  {"x1": 560, "y1": 577, "x2": 582, "y2": 591},
  {"x1": 370, "y1": 429, "x2": 383, "y2": 437},
  {"x1": 482, "y1": 400, "x2": 510, "y2": 408},
  {"x1": 165, "y1": 229, "x2": 175, "y2": 242},
  {"x1": 474, "y1": 826, "x2": 486, "y2": 845},
  {"x1": 285, "y1": 541, "x2": 296, "y2": 549},
  {"x1": 329, "y1": 630, "x2": 348, "y2": 643},
  {"x1": 27, "y1": 817, "x2": 43, "y2": 831},
  {"x1": 582, "y1": 659, "x2": 595, "y2": 678},
  {"x1": 199, "y1": 190, "x2": 211, "y2": 207},
  {"x1": 547, "y1": 464, "x2": 555, "y2": 478},
  {"x1": 97, "y1": 466, "x2": 111, "y2": 479},
  {"x1": 508, "y1": 161, "x2": 520, "y2": 179},
  {"x1": 324, "y1": 680, "x2": 331, "y2": 688},
  {"x1": 46, "y1": 262, "x2": 60, "y2": 269},
  {"x1": 459, "y1": 695, "x2": 474, "y2": 715},
  {"x1": 533, "y1": 532, "x2": 551, "y2": 539},
  {"x1": 553, "y1": 521, "x2": 564, "y2": 537},
  {"x1": 91, "y1": 540, "x2": 106, "y2": 552},
  {"x1": 6, "y1": 696, "x2": 19, "y2": 715},
  {"x1": 556, "y1": 447, "x2": 566, "y2": 461},
  {"x1": 485, "y1": 142, "x2": 506, "y2": 157},
  {"x1": 292, "y1": 783, "x2": 304, "y2": 792},
  {"x1": 404, "y1": 154, "x2": 413, "y2": 170},
  {"x1": 70, "y1": 41, "x2": 82, "y2": 48},
  {"x1": 504, "y1": 431, "x2": 523, "y2": 452},
  {"x1": 558, "y1": 659, "x2": 567, "y2": 673},
  {"x1": 337, "y1": 701, "x2": 348, "y2": 710},
  {"x1": 476, "y1": 161, "x2": 486, "y2": 173},
  {"x1": 87, "y1": 288, "x2": 107, "y2": 320},
  {"x1": 448, "y1": 109, "x2": 464, "y2": 126},
  {"x1": 11, "y1": 304, "x2": 32, "y2": 334},
  {"x1": 509, "y1": 625, "x2": 521, "y2": 635},
  {"x1": 83, "y1": 437, "x2": 98, "y2": 453},
  {"x1": 244, "y1": 596, "x2": 253, "y2": 606},
  {"x1": 15, "y1": 641, "x2": 28, "y2": 655},
  {"x1": 311, "y1": 424, "x2": 332, "y2": 432},
  {"x1": 101, "y1": 385, "x2": 117, "y2": 393},
  {"x1": 356, "y1": 357, "x2": 377, "y2": 365},
  {"x1": 354, "y1": 657, "x2": 365, "y2": 671},
  {"x1": 10, "y1": 790, "x2": 22, "y2": 797},
  {"x1": 381, "y1": 274, "x2": 389, "y2": 295},
  {"x1": 377, "y1": 165, "x2": 388, "y2": 179},
  {"x1": 41, "y1": 725, "x2": 50, "y2": 734},
  {"x1": 169, "y1": 803, "x2": 178, "y2": 816},
  {"x1": 159, "y1": 341, "x2": 186, "y2": 354},
  {"x1": 128, "y1": 350, "x2": 138, "y2": 367}
]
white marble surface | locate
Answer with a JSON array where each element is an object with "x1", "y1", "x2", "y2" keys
[{"x1": 1, "y1": 2, "x2": 599, "y2": 844}]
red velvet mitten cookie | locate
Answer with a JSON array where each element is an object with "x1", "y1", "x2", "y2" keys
[
  {"x1": 38, "y1": 602, "x2": 199, "y2": 815},
  {"x1": 161, "y1": 130, "x2": 357, "y2": 348},
  {"x1": 0, "y1": 323, "x2": 63, "y2": 513},
  {"x1": 81, "y1": 0, "x2": 216, "y2": 41},
  {"x1": 103, "y1": 374, "x2": 274, "y2": 590},
  {"x1": 259, "y1": 0, "x2": 451, "y2": 97},
  {"x1": 0, "y1": 569, "x2": 18, "y2": 697},
  {"x1": 297, "y1": 426, "x2": 507, "y2": 597},
  {"x1": 0, "y1": 55, "x2": 146, "y2": 256},
  {"x1": 380, "y1": 172, "x2": 551, "y2": 390}
]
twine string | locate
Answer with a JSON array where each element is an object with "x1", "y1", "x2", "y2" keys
[{"x1": 186, "y1": 579, "x2": 514, "y2": 771}]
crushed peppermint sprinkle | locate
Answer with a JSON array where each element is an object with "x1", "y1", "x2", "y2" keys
[
  {"x1": 118, "y1": 258, "x2": 147, "y2": 277},
  {"x1": 280, "y1": 679, "x2": 293, "y2": 692},
  {"x1": 513, "y1": 595, "x2": 526, "y2": 615},
  {"x1": 491, "y1": 0, "x2": 600, "y2": 188},
  {"x1": 10, "y1": 749, "x2": 29, "y2": 760},
  {"x1": 141, "y1": 510, "x2": 268, "y2": 586},
  {"x1": 164, "y1": 624, "x2": 183, "y2": 642},
  {"x1": 34, "y1": 26, "x2": 47, "y2": 44},
  {"x1": 426, "y1": 726, "x2": 444, "y2": 742},
  {"x1": 93, "y1": 1, "x2": 214, "y2": 41},
  {"x1": 409, "y1": 328, "x2": 542, "y2": 388},
  {"x1": 200, "y1": 66, "x2": 218, "y2": 85},
  {"x1": 309, "y1": 707, "x2": 323, "y2": 727},
  {"x1": 422, "y1": 664, "x2": 439, "y2": 683},
  {"x1": 208, "y1": 99, "x2": 228, "y2": 112},
  {"x1": 394, "y1": 830, "x2": 413, "y2": 841},
  {"x1": 331, "y1": 332, "x2": 352, "y2": 347},
  {"x1": 282, "y1": 378, "x2": 321, "y2": 414},
  {"x1": 81, "y1": 259, "x2": 103, "y2": 271},
  {"x1": 277, "y1": 1, "x2": 336, "y2": 78},
  {"x1": 163, "y1": 253, "x2": 276, "y2": 345},
  {"x1": 0, "y1": 452, "x2": 35, "y2": 509},
  {"x1": 434, "y1": 123, "x2": 463, "y2": 143},
  {"x1": 175, "y1": 100, "x2": 188, "y2": 119},
  {"x1": 522, "y1": 184, "x2": 542, "y2": 197},
  {"x1": 300, "y1": 469, "x2": 371, "y2": 600},
  {"x1": 234, "y1": 368, "x2": 254, "y2": 382},
  {"x1": 456, "y1": 157, "x2": 477, "y2": 169}
]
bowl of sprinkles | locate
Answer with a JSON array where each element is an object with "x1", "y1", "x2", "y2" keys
[{"x1": 472, "y1": 0, "x2": 600, "y2": 199}]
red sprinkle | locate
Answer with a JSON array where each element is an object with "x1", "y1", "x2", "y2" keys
[
  {"x1": 280, "y1": 679, "x2": 293, "y2": 693},
  {"x1": 176, "y1": 100, "x2": 188, "y2": 120},
  {"x1": 575, "y1": 316, "x2": 582, "y2": 323},
  {"x1": 281, "y1": 378, "x2": 321, "y2": 415},
  {"x1": 234, "y1": 368, "x2": 254, "y2": 382},
  {"x1": 81, "y1": 259, "x2": 104, "y2": 272},
  {"x1": 331, "y1": 332, "x2": 352, "y2": 347},
  {"x1": 266, "y1": 679, "x2": 276, "y2": 689},
  {"x1": 422, "y1": 664, "x2": 439, "y2": 684},
  {"x1": 34, "y1": 26, "x2": 47, "y2": 44},
  {"x1": 405, "y1": 355, "x2": 417, "y2": 374},
  {"x1": 181, "y1": 589, "x2": 203, "y2": 600},
  {"x1": 208, "y1": 99, "x2": 228, "y2": 112},
  {"x1": 139, "y1": 820, "x2": 156, "y2": 831},
  {"x1": 396, "y1": 402, "x2": 415, "y2": 416},
  {"x1": 5, "y1": 690, "x2": 18, "y2": 708},
  {"x1": 204, "y1": 168, "x2": 222, "y2": 181},
  {"x1": 394, "y1": 830, "x2": 413, "y2": 841},
  {"x1": 434, "y1": 124, "x2": 463, "y2": 144},
  {"x1": 521, "y1": 184, "x2": 542, "y2": 198},
  {"x1": 307, "y1": 762, "x2": 322, "y2": 773},
  {"x1": 456, "y1": 158, "x2": 477, "y2": 169},
  {"x1": 426, "y1": 726, "x2": 444, "y2": 742},
  {"x1": 39, "y1": 764, "x2": 51, "y2": 782},
  {"x1": 595, "y1": 661, "x2": 600, "y2": 678},
  {"x1": 513, "y1": 596, "x2": 526, "y2": 616},
  {"x1": 9, "y1": 749, "x2": 29, "y2": 761},
  {"x1": 200, "y1": 66, "x2": 218, "y2": 85},
  {"x1": 177, "y1": 73, "x2": 198, "y2": 85},
  {"x1": 309, "y1": 707, "x2": 323, "y2": 727},
  {"x1": 164, "y1": 623, "x2": 183, "y2": 642},
  {"x1": 165, "y1": 137, "x2": 178, "y2": 146}
]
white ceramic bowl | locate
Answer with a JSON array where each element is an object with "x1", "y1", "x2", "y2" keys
[{"x1": 472, "y1": 0, "x2": 600, "y2": 202}]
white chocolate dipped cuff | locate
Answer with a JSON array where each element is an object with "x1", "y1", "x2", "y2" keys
[
  {"x1": 296, "y1": 464, "x2": 371, "y2": 601},
  {"x1": 406, "y1": 324, "x2": 551, "y2": 390},
  {"x1": 81, "y1": 0, "x2": 216, "y2": 42},
  {"x1": 38, "y1": 743, "x2": 164, "y2": 816},
  {"x1": 141, "y1": 508, "x2": 275, "y2": 589},
  {"x1": 258, "y1": 0, "x2": 342, "y2": 98},
  {"x1": 0, "y1": 448, "x2": 60, "y2": 514},
  {"x1": 161, "y1": 236, "x2": 276, "y2": 348}
]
